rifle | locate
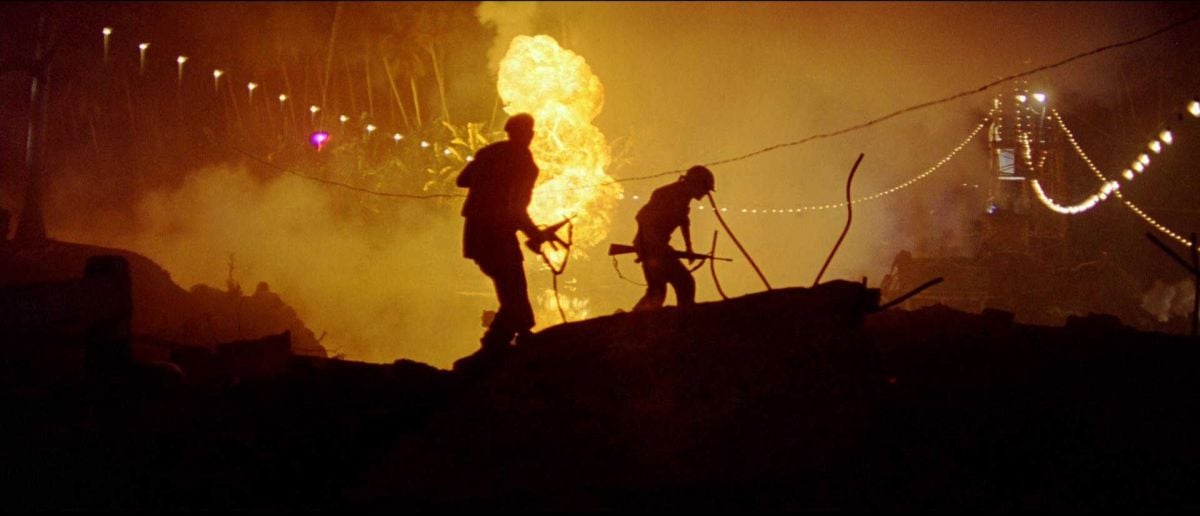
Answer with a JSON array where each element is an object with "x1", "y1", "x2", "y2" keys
[
  {"x1": 607, "y1": 243, "x2": 732, "y2": 262},
  {"x1": 526, "y1": 217, "x2": 572, "y2": 254}
]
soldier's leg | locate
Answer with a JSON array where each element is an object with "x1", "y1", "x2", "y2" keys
[
  {"x1": 665, "y1": 258, "x2": 696, "y2": 307},
  {"x1": 496, "y1": 258, "x2": 535, "y2": 333},
  {"x1": 477, "y1": 259, "x2": 513, "y2": 349},
  {"x1": 481, "y1": 257, "x2": 533, "y2": 347},
  {"x1": 633, "y1": 257, "x2": 668, "y2": 312}
]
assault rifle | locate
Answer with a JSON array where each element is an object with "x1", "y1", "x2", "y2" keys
[
  {"x1": 607, "y1": 243, "x2": 732, "y2": 262},
  {"x1": 526, "y1": 218, "x2": 572, "y2": 254}
]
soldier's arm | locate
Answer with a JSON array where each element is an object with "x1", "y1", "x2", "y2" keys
[
  {"x1": 456, "y1": 150, "x2": 482, "y2": 188},
  {"x1": 455, "y1": 161, "x2": 475, "y2": 188}
]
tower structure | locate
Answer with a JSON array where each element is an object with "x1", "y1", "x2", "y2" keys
[{"x1": 982, "y1": 82, "x2": 1069, "y2": 265}]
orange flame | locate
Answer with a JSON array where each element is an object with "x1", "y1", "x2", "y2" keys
[{"x1": 498, "y1": 35, "x2": 622, "y2": 323}]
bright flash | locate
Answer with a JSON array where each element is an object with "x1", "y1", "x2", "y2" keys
[
  {"x1": 247, "y1": 82, "x2": 257, "y2": 91},
  {"x1": 102, "y1": 27, "x2": 113, "y2": 36},
  {"x1": 138, "y1": 42, "x2": 149, "y2": 51},
  {"x1": 176, "y1": 55, "x2": 187, "y2": 64},
  {"x1": 1033, "y1": 93, "x2": 1046, "y2": 103}
]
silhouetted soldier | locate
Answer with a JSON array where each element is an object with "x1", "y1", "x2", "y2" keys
[
  {"x1": 457, "y1": 113, "x2": 549, "y2": 352},
  {"x1": 632, "y1": 165, "x2": 715, "y2": 312}
]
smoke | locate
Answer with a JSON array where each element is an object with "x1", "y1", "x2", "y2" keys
[
  {"x1": 53, "y1": 164, "x2": 492, "y2": 368},
  {"x1": 1142, "y1": 278, "x2": 1195, "y2": 323},
  {"x1": 476, "y1": 1, "x2": 540, "y2": 76}
]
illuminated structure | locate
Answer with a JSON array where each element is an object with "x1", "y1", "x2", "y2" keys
[
  {"x1": 981, "y1": 82, "x2": 1068, "y2": 265},
  {"x1": 882, "y1": 83, "x2": 1132, "y2": 321}
]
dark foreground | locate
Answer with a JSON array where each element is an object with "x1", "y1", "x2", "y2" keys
[{"x1": 3, "y1": 279, "x2": 1199, "y2": 512}]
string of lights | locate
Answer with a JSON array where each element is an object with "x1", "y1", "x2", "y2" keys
[
  {"x1": 100, "y1": 26, "x2": 466, "y2": 160},
  {"x1": 687, "y1": 113, "x2": 992, "y2": 215},
  {"x1": 1049, "y1": 104, "x2": 1195, "y2": 247},
  {"x1": 96, "y1": 8, "x2": 1200, "y2": 202}
]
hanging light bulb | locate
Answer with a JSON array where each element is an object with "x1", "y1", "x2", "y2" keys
[
  {"x1": 1188, "y1": 100, "x2": 1200, "y2": 117},
  {"x1": 1158, "y1": 130, "x2": 1173, "y2": 145},
  {"x1": 138, "y1": 42, "x2": 150, "y2": 75}
]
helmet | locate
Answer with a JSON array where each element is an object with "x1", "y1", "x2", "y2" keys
[{"x1": 684, "y1": 165, "x2": 715, "y2": 192}]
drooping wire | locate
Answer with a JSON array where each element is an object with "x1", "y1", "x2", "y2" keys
[
  {"x1": 708, "y1": 230, "x2": 729, "y2": 300},
  {"x1": 583, "y1": 8, "x2": 1200, "y2": 189},
  {"x1": 211, "y1": 130, "x2": 465, "y2": 199},
  {"x1": 204, "y1": 9, "x2": 1199, "y2": 202},
  {"x1": 611, "y1": 257, "x2": 646, "y2": 287},
  {"x1": 707, "y1": 193, "x2": 772, "y2": 291}
]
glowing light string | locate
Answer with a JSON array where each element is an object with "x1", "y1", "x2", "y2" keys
[
  {"x1": 1050, "y1": 107, "x2": 1193, "y2": 247},
  {"x1": 691, "y1": 111, "x2": 992, "y2": 214},
  {"x1": 1030, "y1": 178, "x2": 1120, "y2": 215},
  {"x1": 98, "y1": 8, "x2": 1200, "y2": 200}
]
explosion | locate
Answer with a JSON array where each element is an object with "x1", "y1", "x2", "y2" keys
[{"x1": 497, "y1": 35, "x2": 622, "y2": 322}]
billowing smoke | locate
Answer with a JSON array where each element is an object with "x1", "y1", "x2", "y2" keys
[
  {"x1": 1142, "y1": 278, "x2": 1196, "y2": 323},
  {"x1": 476, "y1": 1, "x2": 540, "y2": 76},
  {"x1": 53, "y1": 164, "x2": 491, "y2": 367}
]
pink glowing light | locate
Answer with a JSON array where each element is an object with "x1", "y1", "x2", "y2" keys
[{"x1": 309, "y1": 131, "x2": 330, "y2": 151}]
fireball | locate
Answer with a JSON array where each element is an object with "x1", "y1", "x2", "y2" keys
[{"x1": 497, "y1": 35, "x2": 622, "y2": 323}]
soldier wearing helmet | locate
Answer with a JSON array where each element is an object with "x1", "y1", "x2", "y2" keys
[{"x1": 630, "y1": 165, "x2": 715, "y2": 312}]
